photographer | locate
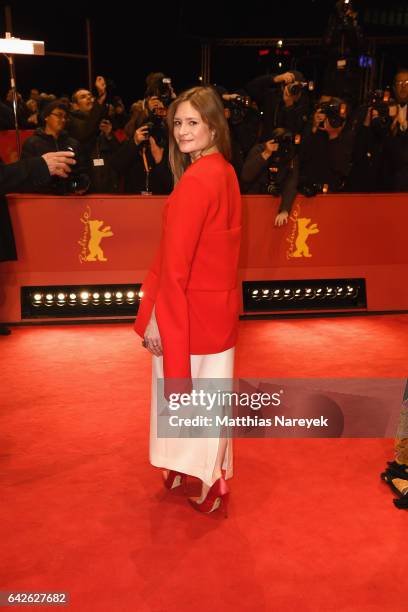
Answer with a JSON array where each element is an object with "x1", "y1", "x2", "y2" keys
[
  {"x1": 322, "y1": 0, "x2": 364, "y2": 108},
  {"x1": 347, "y1": 90, "x2": 396, "y2": 192},
  {"x1": 215, "y1": 89, "x2": 260, "y2": 179},
  {"x1": 299, "y1": 97, "x2": 354, "y2": 195},
  {"x1": 89, "y1": 117, "x2": 121, "y2": 193},
  {"x1": 222, "y1": 91, "x2": 261, "y2": 154},
  {"x1": 109, "y1": 96, "x2": 129, "y2": 130},
  {"x1": 381, "y1": 69, "x2": 408, "y2": 191},
  {"x1": 21, "y1": 100, "x2": 89, "y2": 194},
  {"x1": 110, "y1": 92, "x2": 172, "y2": 195},
  {"x1": 241, "y1": 128, "x2": 299, "y2": 226},
  {"x1": 246, "y1": 70, "x2": 311, "y2": 140},
  {"x1": 67, "y1": 76, "x2": 109, "y2": 165}
]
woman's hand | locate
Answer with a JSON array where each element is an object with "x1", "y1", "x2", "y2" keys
[{"x1": 143, "y1": 308, "x2": 163, "y2": 356}]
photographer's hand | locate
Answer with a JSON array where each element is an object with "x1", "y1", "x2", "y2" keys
[
  {"x1": 148, "y1": 96, "x2": 162, "y2": 112},
  {"x1": 363, "y1": 107, "x2": 373, "y2": 127},
  {"x1": 313, "y1": 110, "x2": 326, "y2": 133},
  {"x1": 261, "y1": 140, "x2": 279, "y2": 160},
  {"x1": 95, "y1": 75, "x2": 107, "y2": 104},
  {"x1": 149, "y1": 137, "x2": 164, "y2": 164},
  {"x1": 42, "y1": 151, "x2": 76, "y2": 178},
  {"x1": 273, "y1": 72, "x2": 295, "y2": 85},
  {"x1": 99, "y1": 119, "x2": 113, "y2": 139},
  {"x1": 275, "y1": 211, "x2": 289, "y2": 227},
  {"x1": 134, "y1": 125, "x2": 149, "y2": 145},
  {"x1": 222, "y1": 93, "x2": 239, "y2": 101}
]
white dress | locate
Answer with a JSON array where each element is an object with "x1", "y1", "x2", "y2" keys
[{"x1": 149, "y1": 347, "x2": 234, "y2": 487}]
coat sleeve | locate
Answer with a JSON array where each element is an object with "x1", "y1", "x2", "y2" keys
[
  {"x1": 155, "y1": 174, "x2": 210, "y2": 396},
  {"x1": 0, "y1": 158, "x2": 50, "y2": 194},
  {"x1": 133, "y1": 235, "x2": 164, "y2": 339}
]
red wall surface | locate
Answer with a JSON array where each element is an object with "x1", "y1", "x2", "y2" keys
[
  {"x1": 0, "y1": 192, "x2": 407, "y2": 323},
  {"x1": 0, "y1": 130, "x2": 34, "y2": 163}
]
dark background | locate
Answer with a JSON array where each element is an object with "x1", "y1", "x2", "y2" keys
[{"x1": 0, "y1": 0, "x2": 407, "y2": 105}]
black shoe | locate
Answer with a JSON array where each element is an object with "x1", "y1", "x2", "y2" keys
[
  {"x1": 0, "y1": 325, "x2": 11, "y2": 335},
  {"x1": 381, "y1": 461, "x2": 408, "y2": 509},
  {"x1": 394, "y1": 496, "x2": 408, "y2": 509},
  {"x1": 382, "y1": 461, "x2": 408, "y2": 481}
]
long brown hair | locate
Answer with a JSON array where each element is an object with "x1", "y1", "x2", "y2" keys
[{"x1": 166, "y1": 86, "x2": 231, "y2": 183}]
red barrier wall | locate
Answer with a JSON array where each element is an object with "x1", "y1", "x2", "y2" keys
[
  {"x1": 0, "y1": 193, "x2": 407, "y2": 322},
  {"x1": 0, "y1": 130, "x2": 34, "y2": 163}
]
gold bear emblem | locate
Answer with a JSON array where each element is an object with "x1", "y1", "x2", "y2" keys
[
  {"x1": 291, "y1": 217, "x2": 319, "y2": 258},
  {"x1": 86, "y1": 219, "x2": 114, "y2": 262}
]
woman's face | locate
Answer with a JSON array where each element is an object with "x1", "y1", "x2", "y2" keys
[{"x1": 173, "y1": 101, "x2": 214, "y2": 160}]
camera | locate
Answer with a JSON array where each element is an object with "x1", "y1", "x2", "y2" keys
[
  {"x1": 286, "y1": 81, "x2": 314, "y2": 97},
  {"x1": 366, "y1": 89, "x2": 396, "y2": 132},
  {"x1": 53, "y1": 146, "x2": 90, "y2": 195},
  {"x1": 224, "y1": 95, "x2": 251, "y2": 124},
  {"x1": 144, "y1": 108, "x2": 168, "y2": 147},
  {"x1": 298, "y1": 183, "x2": 329, "y2": 197},
  {"x1": 146, "y1": 77, "x2": 173, "y2": 108},
  {"x1": 315, "y1": 99, "x2": 347, "y2": 128},
  {"x1": 266, "y1": 129, "x2": 301, "y2": 195}
]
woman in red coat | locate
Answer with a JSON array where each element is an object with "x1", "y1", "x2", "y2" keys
[{"x1": 134, "y1": 86, "x2": 242, "y2": 516}]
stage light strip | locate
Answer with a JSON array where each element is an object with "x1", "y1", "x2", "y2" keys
[
  {"x1": 243, "y1": 278, "x2": 367, "y2": 312},
  {"x1": 21, "y1": 284, "x2": 143, "y2": 319}
]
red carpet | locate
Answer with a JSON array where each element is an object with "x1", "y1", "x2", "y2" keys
[{"x1": 1, "y1": 314, "x2": 407, "y2": 611}]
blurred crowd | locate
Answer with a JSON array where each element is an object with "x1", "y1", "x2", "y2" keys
[{"x1": 2, "y1": 66, "x2": 408, "y2": 226}]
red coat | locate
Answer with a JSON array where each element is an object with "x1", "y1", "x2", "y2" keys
[{"x1": 134, "y1": 152, "x2": 242, "y2": 391}]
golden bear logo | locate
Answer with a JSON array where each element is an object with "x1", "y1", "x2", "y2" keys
[
  {"x1": 291, "y1": 217, "x2": 319, "y2": 258},
  {"x1": 85, "y1": 219, "x2": 113, "y2": 261},
  {"x1": 78, "y1": 206, "x2": 114, "y2": 263}
]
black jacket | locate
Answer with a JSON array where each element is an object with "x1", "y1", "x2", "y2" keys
[
  {"x1": 21, "y1": 128, "x2": 84, "y2": 194},
  {"x1": 67, "y1": 103, "x2": 107, "y2": 162},
  {"x1": 299, "y1": 126, "x2": 354, "y2": 192},
  {"x1": 241, "y1": 143, "x2": 299, "y2": 213},
  {"x1": 22, "y1": 128, "x2": 80, "y2": 158},
  {"x1": 0, "y1": 157, "x2": 50, "y2": 261},
  {"x1": 246, "y1": 75, "x2": 310, "y2": 139},
  {"x1": 110, "y1": 139, "x2": 172, "y2": 194}
]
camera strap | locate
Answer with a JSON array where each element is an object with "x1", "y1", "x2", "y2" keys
[{"x1": 142, "y1": 147, "x2": 151, "y2": 175}]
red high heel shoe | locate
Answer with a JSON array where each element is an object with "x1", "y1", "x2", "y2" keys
[
  {"x1": 188, "y1": 477, "x2": 229, "y2": 517},
  {"x1": 163, "y1": 470, "x2": 188, "y2": 491}
]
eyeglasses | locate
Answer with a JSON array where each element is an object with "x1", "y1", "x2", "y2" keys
[
  {"x1": 395, "y1": 80, "x2": 408, "y2": 86},
  {"x1": 49, "y1": 113, "x2": 67, "y2": 120}
]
